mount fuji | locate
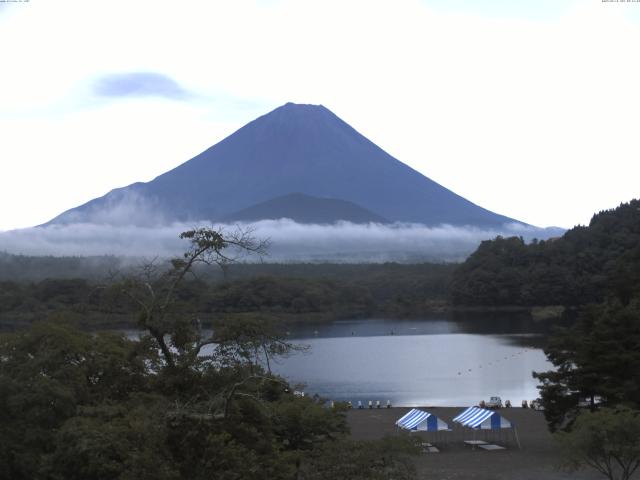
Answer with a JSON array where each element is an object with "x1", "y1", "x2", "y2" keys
[{"x1": 48, "y1": 102, "x2": 524, "y2": 228}]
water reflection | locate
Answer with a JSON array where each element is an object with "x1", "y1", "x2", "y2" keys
[
  {"x1": 272, "y1": 316, "x2": 554, "y2": 407},
  {"x1": 284, "y1": 313, "x2": 558, "y2": 347},
  {"x1": 285, "y1": 318, "x2": 461, "y2": 339}
]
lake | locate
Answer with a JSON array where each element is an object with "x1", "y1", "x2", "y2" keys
[{"x1": 269, "y1": 316, "x2": 555, "y2": 407}]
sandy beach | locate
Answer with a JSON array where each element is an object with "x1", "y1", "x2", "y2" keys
[{"x1": 347, "y1": 407, "x2": 604, "y2": 480}]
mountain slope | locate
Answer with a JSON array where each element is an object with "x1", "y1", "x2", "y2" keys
[
  {"x1": 223, "y1": 193, "x2": 389, "y2": 224},
  {"x1": 48, "y1": 102, "x2": 524, "y2": 227}
]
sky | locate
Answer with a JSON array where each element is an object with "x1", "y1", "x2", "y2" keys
[{"x1": 1, "y1": 0, "x2": 639, "y2": 232}]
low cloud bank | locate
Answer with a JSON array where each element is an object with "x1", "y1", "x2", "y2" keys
[{"x1": 0, "y1": 219, "x2": 563, "y2": 263}]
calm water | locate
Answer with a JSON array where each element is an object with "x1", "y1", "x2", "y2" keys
[
  {"x1": 269, "y1": 316, "x2": 554, "y2": 407},
  {"x1": 123, "y1": 315, "x2": 555, "y2": 407}
]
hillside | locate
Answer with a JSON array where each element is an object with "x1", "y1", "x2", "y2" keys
[
  {"x1": 223, "y1": 193, "x2": 389, "y2": 224},
  {"x1": 450, "y1": 199, "x2": 640, "y2": 306}
]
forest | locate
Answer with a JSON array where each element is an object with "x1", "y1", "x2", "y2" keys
[
  {"x1": 450, "y1": 199, "x2": 640, "y2": 307},
  {"x1": 0, "y1": 260, "x2": 454, "y2": 330}
]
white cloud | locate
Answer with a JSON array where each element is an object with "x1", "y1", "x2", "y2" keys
[{"x1": 0, "y1": 219, "x2": 559, "y2": 262}]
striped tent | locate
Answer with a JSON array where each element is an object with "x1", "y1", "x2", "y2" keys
[
  {"x1": 396, "y1": 409, "x2": 450, "y2": 432},
  {"x1": 453, "y1": 406, "x2": 512, "y2": 430}
]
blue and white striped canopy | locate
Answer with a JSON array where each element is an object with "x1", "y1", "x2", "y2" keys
[
  {"x1": 396, "y1": 409, "x2": 449, "y2": 431},
  {"x1": 452, "y1": 407, "x2": 512, "y2": 430}
]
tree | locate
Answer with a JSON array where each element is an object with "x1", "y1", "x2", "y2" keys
[
  {"x1": 534, "y1": 300, "x2": 640, "y2": 431},
  {"x1": 49, "y1": 399, "x2": 180, "y2": 480},
  {"x1": 557, "y1": 407, "x2": 640, "y2": 480},
  {"x1": 271, "y1": 395, "x2": 349, "y2": 451},
  {"x1": 211, "y1": 314, "x2": 305, "y2": 374},
  {"x1": 121, "y1": 226, "x2": 268, "y2": 368},
  {"x1": 0, "y1": 322, "x2": 153, "y2": 480},
  {"x1": 299, "y1": 435, "x2": 418, "y2": 480}
]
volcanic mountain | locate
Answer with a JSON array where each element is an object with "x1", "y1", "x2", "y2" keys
[{"x1": 48, "y1": 103, "x2": 523, "y2": 227}]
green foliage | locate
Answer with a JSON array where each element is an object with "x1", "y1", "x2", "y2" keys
[
  {"x1": 0, "y1": 262, "x2": 454, "y2": 330},
  {"x1": 0, "y1": 323, "x2": 152, "y2": 480},
  {"x1": 49, "y1": 399, "x2": 179, "y2": 480},
  {"x1": 299, "y1": 435, "x2": 419, "y2": 480},
  {"x1": 534, "y1": 300, "x2": 640, "y2": 431},
  {"x1": 451, "y1": 199, "x2": 640, "y2": 306},
  {"x1": 272, "y1": 395, "x2": 349, "y2": 450},
  {"x1": 556, "y1": 407, "x2": 640, "y2": 480},
  {"x1": 206, "y1": 276, "x2": 375, "y2": 318},
  {"x1": 0, "y1": 319, "x2": 361, "y2": 480},
  {"x1": 0, "y1": 252, "x2": 125, "y2": 282}
]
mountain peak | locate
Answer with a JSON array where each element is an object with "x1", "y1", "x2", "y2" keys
[
  {"x1": 281, "y1": 101, "x2": 326, "y2": 110},
  {"x1": 260, "y1": 102, "x2": 333, "y2": 124}
]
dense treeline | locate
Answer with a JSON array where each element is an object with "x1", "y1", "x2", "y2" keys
[
  {"x1": 451, "y1": 199, "x2": 640, "y2": 307},
  {"x1": 208, "y1": 263, "x2": 453, "y2": 317},
  {"x1": 0, "y1": 252, "x2": 127, "y2": 282},
  {"x1": 0, "y1": 251, "x2": 455, "y2": 284},
  {"x1": 0, "y1": 263, "x2": 454, "y2": 329}
]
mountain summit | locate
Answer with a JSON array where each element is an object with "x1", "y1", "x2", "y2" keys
[{"x1": 48, "y1": 102, "x2": 523, "y2": 227}]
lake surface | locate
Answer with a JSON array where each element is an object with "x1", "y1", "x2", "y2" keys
[{"x1": 269, "y1": 316, "x2": 554, "y2": 407}]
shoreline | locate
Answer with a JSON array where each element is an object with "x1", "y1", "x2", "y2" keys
[{"x1": 0, "y1": 304, "x2": 568, "y2": 332}]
